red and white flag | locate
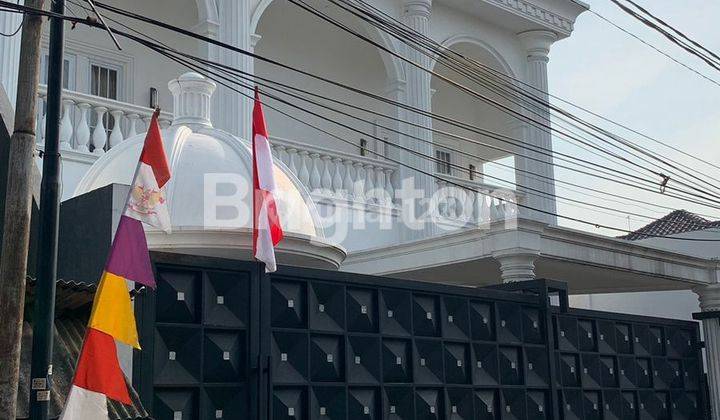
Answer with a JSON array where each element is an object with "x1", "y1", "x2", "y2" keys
[
  {"x1": 125, "y1": 110, "x2": 172, "y2": 233},
  {"x1": 252, "y1": 88, "x2": 283, "y2": 272},
  {"x1": 59, "y1": 329, "x2": 132, "y2": 420}
]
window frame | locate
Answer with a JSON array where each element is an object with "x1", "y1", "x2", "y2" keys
[{"x1": 435, "y1": 148, "x2": 452, "y2": 176}]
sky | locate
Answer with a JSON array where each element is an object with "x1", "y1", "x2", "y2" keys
[{"x1": 545, "y1": 0, "x2": 720, "y2": 235}]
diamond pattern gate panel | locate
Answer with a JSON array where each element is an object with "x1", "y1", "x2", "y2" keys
[
  {"x1": 134, "y1": 254, "x2": 709, "y2": 420},
  {"x1": 134, "y1": 255, "x2": 260, "y2": 420},
  {"x1": 267, "y1": 268, "x2": 556, "y2": 420},
  {"x1": 553, "y1": 308, "x2": 706, "y2": 420}
]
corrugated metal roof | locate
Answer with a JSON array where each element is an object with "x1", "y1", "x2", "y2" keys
[
  {"x1": 619, "y1": 209, "x2": 720, "y2": 241},
  {"x1": 17, "y1": 293, "x2": 150, "y2": 419}
]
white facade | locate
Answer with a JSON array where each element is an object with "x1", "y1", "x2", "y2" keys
[{"x1": 2, "y1": 0, "x2": 720, "y2": 414}]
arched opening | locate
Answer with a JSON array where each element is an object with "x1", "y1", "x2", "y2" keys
[
  {"x1": 254, "y1": 0, "x2": 399, "y2": 155},
  {"x1": 431, "y1": 41, "x2": 519, "y2": 189}
]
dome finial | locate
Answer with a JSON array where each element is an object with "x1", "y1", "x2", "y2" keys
[{"x1": 168, "y1": 72, "x2": 217, "y2": 128}]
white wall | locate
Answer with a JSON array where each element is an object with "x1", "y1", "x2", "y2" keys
[
  {"x1": 43, "y1": 0, "x2": 200, "y2": 112},
  {"x1": 254, "y1": 0, "x2": 394, "y2": 154}
]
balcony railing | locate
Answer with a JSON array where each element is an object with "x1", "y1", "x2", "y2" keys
[
  {"x1": 270, "y1": 136, "x2": 399, "y2": 206},
  {"x1": 36, "y1": 87, "x2": 521, "y2": 226},
  {"x1": 36, "y1": 85, "x2": 173, "y2": 154},
  {"x1": 434, "y1": 175, "x2": 520, "y2": 224}
]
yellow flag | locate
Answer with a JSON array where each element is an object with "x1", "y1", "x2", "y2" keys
[{"x1": 88, "y1": 272, "x2": 140, "y2": 349}]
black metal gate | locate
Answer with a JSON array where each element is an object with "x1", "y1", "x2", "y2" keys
[{"x1": 134, "y1": 253, "x2": 708, "y2": 420}]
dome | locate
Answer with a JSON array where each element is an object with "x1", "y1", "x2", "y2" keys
[{"x1": 74, "y1": 72, "x2": 345, "y2": 268}]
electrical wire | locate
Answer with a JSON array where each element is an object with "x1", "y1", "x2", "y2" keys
[
  {"x1": 5, "y1": 0, "x2": 720, "y2": 240},
  {"x1": 92, "y1": 0, "x2": 720, "y2": 210},
  {"x1": 317, "y1": 0, "x2": 720, "y2": 198},
  {"x1": 0, "y1": 0, "x2": 22, "y2": 37}
]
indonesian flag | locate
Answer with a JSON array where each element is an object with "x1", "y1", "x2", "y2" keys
[
  {"x1": 252, "y1": 88, "x2": 283, "y2": 272},
  {"x1": 125, "y1": 110, "x2": 172, "y2": 233},
  {"x1": 59, "y1": 329, "x2": 131, "y2": 420}
]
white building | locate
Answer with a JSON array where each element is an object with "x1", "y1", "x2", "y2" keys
[{"x1": 1, "y1": 0, "x2": 720, "y2": 415}]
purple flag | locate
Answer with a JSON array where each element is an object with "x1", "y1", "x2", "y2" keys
[{"x1": 105, "y1": 215, "x2": 155, "y2": 288}]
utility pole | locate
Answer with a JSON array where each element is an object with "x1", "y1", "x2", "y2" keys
[
  {"x1": 0, "y1": 1, "x2": 45, "y2": 418},
  {"x1": 29, "y1": 0, "x2": 64, "y2": 418}
]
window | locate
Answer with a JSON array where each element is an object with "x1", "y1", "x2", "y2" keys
[
  {"x1": 40, "y1": 54, "x2": 75, "y2": 90},
  {"x1": 89, "y1": 64, "x2": 122, "y2": 151},
  {"x1": 469, "y1": 164, "x2": 476, "y2": 181},
  {"x1": 435, "y1": 150, "x2": 452, "y2": 175},
  {"x1": 91, "y1": 64, "x2": 118, "y2": 100},
  {"x1": 359, "y1": 138, "x2": 368, "y2": 157}
]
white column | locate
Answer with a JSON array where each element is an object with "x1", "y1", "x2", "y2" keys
[
  {"x1": 399, "y1": 0, "x2": 436, "y2": 240},
  {"x1": 694, "y1": 283, "x2": 720, "y2": 420},
  {"x1": 0, "y1": 10, "x2": 23, "y2": 104},
  {"x1": 210, "y1": 0, "x2": 253, "y2": 140},
  {"x1": 492, "y1": 248, "x2": 539, "y2": 283},
  {"x1": 515, "y1": 30, "x2": 558, "y2": 225}
]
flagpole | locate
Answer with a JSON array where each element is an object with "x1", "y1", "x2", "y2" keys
[{"x1": 29, "y1": 0, "x2": 65, "y2": 418}]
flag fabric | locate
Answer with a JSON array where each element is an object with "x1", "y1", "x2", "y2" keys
[
  {"x1": 252, "y1": 88, "x2": 284, "y2": 273},
  {"x1": 59, "y1": 329, "x2": 131, "y2": 420},
  {"x1": 125, "y1": 111, "x2": 172, "y2": 233},
  {"x1": 61, "y1": 111, "x2": 170, "y2": 419}
]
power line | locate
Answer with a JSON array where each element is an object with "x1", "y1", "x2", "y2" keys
[
  {"x1": 5, "y1": 1, "x2": 720, "y2": 241},
  {"x1": 609, "y1": 0, "x2": 720, "y2": 73},
  {"x1": 339, "y1": 0, "x2": 720, "y2": 185},
  {"x1": 579, "y1": 2, "x2": 720, "y2": 89},
  {"x1": 89, "y1": 0, "x2": 713, "y2": 202},
  {"x1": 74, "y1": 0, "x2": 719, "y2": 218},
  {"x1": 317, "y1": 0, "x2": 720, "y2": 199},
  {"x1": 87, "y1": 12, "x2": 720, "y2": 234}
]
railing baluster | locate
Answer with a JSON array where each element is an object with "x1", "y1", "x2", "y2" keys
[
  {"x1": 109, "y1": 109, "x2": 124, "y2": 148},
  {"x1": 384, "y1": 168, "x2": 394, "y2": 203},
  {"x1": 320, "y1": 155, "x2": 333, "y2": 193},
  {"x1": 375, "y1": 167, "x2": 386, "y2": 203},
  {"x1": 91, "y1": 106, "x2": 108, "y2": 154},
  {"x1": 286, "y1": 148, "x2": 298, "y2": 176},
  {"x1": 75, "y1": 102, "x2": 91, "y2": 152},
  {"x1": 59, "y1": 99, "x2": 74, "y2": 150},
  {"x1": 126, "y1": 113, "x2": 139, "y2": 138},
  {"x1": 353, "y1": 162, "x2": 365, "y2": 200},
  {"x1": 343, "y1": 159, "x2": 354, "y2": 197},
  {"x1": 364, "y1": 164, "x2": 375, "y2": 202},
  {"x1": 297, "y1": 150, "x2": 310, "y2": 186},
  {"x1": 309, "y1": 153, "x2": 321, "y2": 192},
  {"x1": 332, "y1": 157, "x2": 343, "y2": 195}
]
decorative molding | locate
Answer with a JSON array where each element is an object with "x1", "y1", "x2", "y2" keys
[
  {"x1": 694, "y1": 283, "x2": 720, "y2": 312},
  {"x1": 517, "y1": 30, "x2": 558, "y2": 58},
  {"x1": 483, "y1": 0, "x2": 579, "y2": 36},
  {"x1": 41, "y1": 34, "x2": 136, "y2": 103}
]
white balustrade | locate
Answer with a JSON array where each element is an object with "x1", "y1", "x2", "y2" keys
[
  {"x1": 36, "y1": 85, "x2": 172, "y2": 155},
  {"x1": 270, "y1": 137, "x2": 398, "y2": 204},
  {"x1": 434, "y1": 175, "x2": 522, "y2": 224}
]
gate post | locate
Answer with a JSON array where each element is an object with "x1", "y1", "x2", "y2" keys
[{"x1": 693, "y1": 283, "x2": 720, "y2": 420}]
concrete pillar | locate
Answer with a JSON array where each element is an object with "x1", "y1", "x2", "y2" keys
[
  {"x1": 492, "y1": 249, "x2": 539, "y2": 283},
  {"x1": 210, "y1": 0, "x2": 253, "y2": 140},
  {"x1": 515, "y1": 30, "x2": 558, "y2": 225},
  {"x1": 0, "y1": 10, "x2": 23, "y2": 104},
  {"x1": 694, "y1": 283, "x2": 720, "y2": 420},
  {"x1": 399, "y1": 0, "x2": 437, "y2": 241}
]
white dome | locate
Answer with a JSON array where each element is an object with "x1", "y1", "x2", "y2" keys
[{"x1": 74, "y1": 73, "x2": 345, "y2": 268}]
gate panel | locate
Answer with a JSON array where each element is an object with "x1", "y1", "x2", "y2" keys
[
  {"x1": 552, "y1": 308, "x2": 706, "y2": 420},
  {"x1": 135, "y1": 256, "x2": 260, "y2": 420},
  {"x1": 135, "y1": 255, "x2": 709, "y2": 420},
  {"x1": 267, "y1": 269, "x2": 551, "y2": 420}
]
